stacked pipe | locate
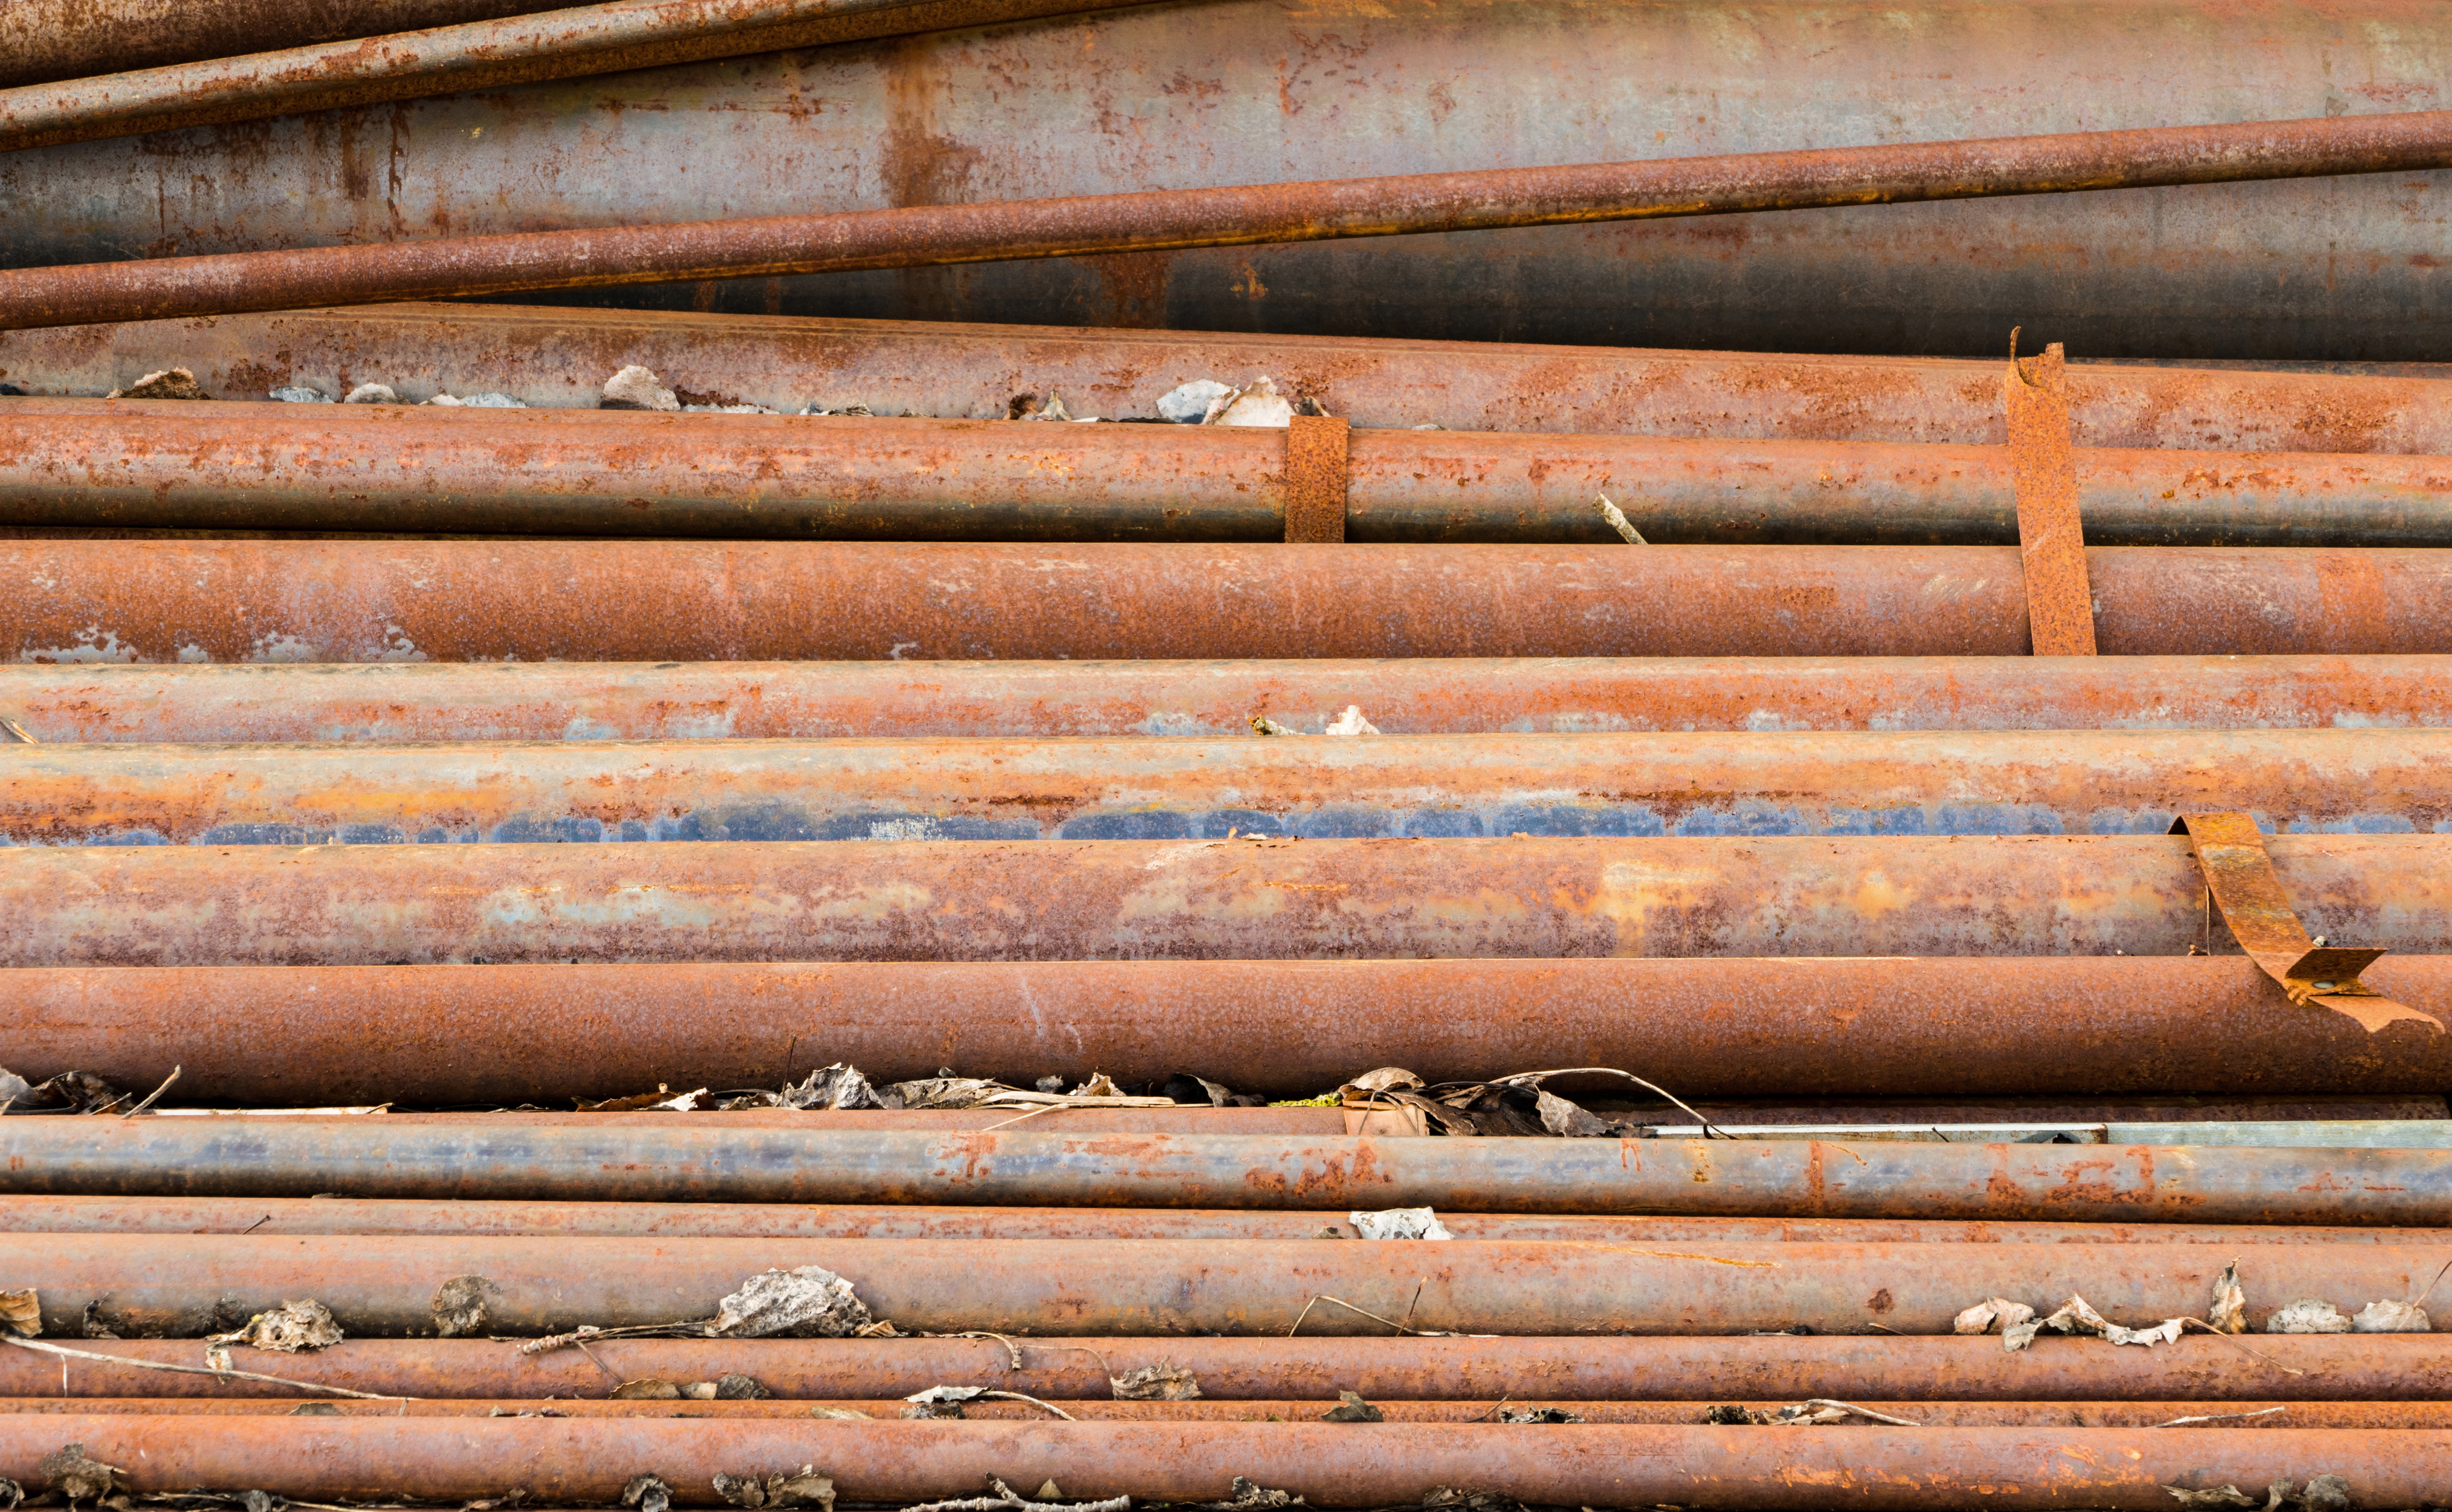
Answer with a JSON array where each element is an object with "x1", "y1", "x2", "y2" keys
[{"x1": 6, "y1": 0, "x2": 2452, "y2": 1506}]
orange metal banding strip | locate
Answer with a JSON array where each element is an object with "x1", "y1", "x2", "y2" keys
[
  {"x1": 2005, "y1": 342, "x2": 2097, "y2": 655},
  {"x1": 1282, "y1": 414, "x2": 1349, "y2": 543}
]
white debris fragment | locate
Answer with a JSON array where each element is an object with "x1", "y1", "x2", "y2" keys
[
  {"x1": 1347, "y1": 1207, "x2": 1454, "y2": 1241},
  {"x1": 1157, "y1": 379, "x2": 1233, "y2": 423},
  {"x1": 2265, "y1": 1298, "x2": 2354, "y2": 1334},
  {"x1": 343, "y1": 383, "x2": 399, "y2": 404},
  {"x1": 1203, "y1": 375, "x2": 1295, "y2": 428},
  {"x1": 1952, "y1": 1298, "x2": 2036, "y2": 1336},
  {"x1": 424, "y1": 392, "x2": 524, "y2": 407},
  {"x1": 425, "y1": 394, "x2": 464, "y2": 406},
  {"x1": 1017, "y1": 391, "x2": 1098, "y2": 423},
  {"x1": 1321, "y1": 705, "x2": 1380, "y2": 736},
  {"x1": 602, "y1": 365, "x2": 680, "y2": 412},
  {"x1": 269, "y1": 385, "x2": 332, "y2": 403},
  {"x1": 711, "y1": 1266, "x2": 873, "y2": 1338},
  {"x1": 684, "y1": 402, "x2": 778, "y2": 414},
  {"x1": 204, "y1": 1298, "x2": 343, "y2": 1368},
  {"x1": 2350, "y1": 1298, "x2": 2431, "y2": 1332}
]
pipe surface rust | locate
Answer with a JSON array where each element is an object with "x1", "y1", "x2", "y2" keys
[
  {"x1": 7, "y1": 541, "x2": 2452, "y2": 663},
  {"x1": 3, "y1": 1125, "x2": 2446, "y2": 1220},
  {"x1": 4, "y1": 656, "x2": 2448, "y2": 744},
  {"x1": 11, "y1": 400, "x2": 2452, "y2": 546},
  {"x1": 0, "y1": 1417, "x2": 2446, "y2": 1509},
  {"x1": 0, "y1": 0, "x2": 1151, "y2": 151},
  {"x1": 10, "y1": 1196, "x2": 2451, "y2": 1245},
  {"x1": 10, "y1": 307, "x2": 2452, "y2": 452},
  {"x1": 9, "y1": 1234, "x2": 2446, "y2": 1337},
  {"x1": 7, "y1": 834, "x2": 2452, "y2": 967},
  {"x1": 11, "y1": 728, "x2": 2452, "y2": 848},
  {"x1": 7, "y1": 108, "x2": 2452, "y2": 332},
  {"x1": 11, "y1": 1334, "x2": 2447, "y2": 1402},
  {"x1": 5, "y1": 0, "x2": 2452, "y2": 360},
  {"x1": 0, "y1": 0, "x2": 569, "y2": 89}
]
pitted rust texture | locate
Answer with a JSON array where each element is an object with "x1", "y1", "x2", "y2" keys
[
  {"x1": 1282, "y1": 414, "x2": 1349, "y2": 543},
  {"x1": 6, "y1": 833, "x2": 2452, "y2": 968},
  {"x1": 9, "y1": 108, "x2": 2452, "y2": 331},
  {"x1": 8, "y1": 307, "x2": 2452, "y2": 452},
  {"x1": 9, "y1": 1334, "x2": 2450, "y2": 1403},
  {"x1": 13, "y1": 728, "x2": 2452, "y2": 848},
  {"x1": 0, "y1": 0, "x2": 562, "y2": 90},
  {"x1": 8, "y1": 539, "x2": 2452, "y2": 664},
  {"x1": 6, "y1": 1233, "x2": 2440, "y2": 1337},
  {"x1": 6, "y1": 655, "x2": 2450, "y2": 744},
  {"x1": 2005, "y1": 343, "x2": 2097, "y2": 655}
]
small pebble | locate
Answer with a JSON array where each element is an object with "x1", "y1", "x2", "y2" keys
[{"x1": 602, "y1": 365, "x2": 678, "y2": 411}]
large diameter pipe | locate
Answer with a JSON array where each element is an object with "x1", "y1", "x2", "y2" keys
[
  {"x1": 12, "y1": 401, "x2": 2452, "y2": 546},
  {"x1": 9, "y1": 307, "x2": 2452, "y2": 455},
  {"x1": 12, "y1": 1234, "x2": 2441, "y2": 1338},
  {"x1": 12, "y1": 1196, "x2": 2451, "y2": 1246},
  {"x1": 5, "y1": 656, "x2": 2448, "y2": 744},
  {"x1": 11, "y1": 728, "x2": 2452, "y2": 848},
  {"x1": 9, "y1": 110, "x2": 2452, "y2": 332},
  {"x1": 9, "y1": 540, "x2": 2452, "y2": 663},
  {"x1": 6, "y1": 834, "x2": 2449, "y2": 967},
  {"x1": 0, "y1": 0, "x2": 1149, "y2": 151},
  {"x1": 14, "y1": 1335, "x2": 2446, "y2": 1402},
  {"x1": 1, "y1": 1417, "x2": 2446, "y2": 1510},
  {"x1": 5, "y1": 1125, "x2": 2446, "y2": 1222}
]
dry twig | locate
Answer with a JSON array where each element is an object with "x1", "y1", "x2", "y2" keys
[{"x1": 0, "y1": 1335, "x2": 408, "y2": 1399}]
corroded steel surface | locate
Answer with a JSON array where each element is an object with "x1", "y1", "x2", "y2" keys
[
  {"x1": 3, "y1": 1123, "x2": 2445, "y2": 1220},
  {"x1": 4, "y1": 2, "x2": 2452, "y2": 359},
  {"x1": 0, "y1": 0, "x2": 1153, "y2": 152},
  {"x1": 9, "y1": 1334, "x2": 2444, "y2": 1401},
  {"x1": 16, "y1": 729, "x2": 2452, "y2": 847},
  {"x1": 5, "y1": 656, "x2": 2448, "y2": 743},
  {"x1": 6, "y1": 834, "x2": 2451, "y2": 967},
  {"x1": 12, "y1": 400, "x2": 2452, "y2": 545},
  {"x1": 20, "y1": 1234, "x2": 2437, "y2": 1337},
  {"x1": 9, "y1": 110, "x2": 2452, "y2": 332},
  {"x1": 2006, "y1": 345, "x2": 2098, "y2": 655},
  {"x1": 9, "y1": 307, "x2": 2452, "y2": 450},
  {"x1": 0, "y1": 0, "x2": 562, "y2": 90},
  {"x1": 7, "y1": 540, "x2": 2452, "y2": 663},
  {"x1": 0, "y1": 1416, "x2": 2445, "y2": 1508},
  {"x1": 10, "y1": 1195, "x2": 2451, "y2": 1244}
]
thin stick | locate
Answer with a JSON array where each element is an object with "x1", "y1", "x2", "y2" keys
[
  {"x1": 977, "y1": 1390, "x2": 1077, "y2": 1421},
  {"x1": 1592, "y1": 494, "x2": 1648, "y2": 545},
  {"x1": 2177, "y1": 1318, "x2": 2307, "y2": 1376},
  {"x1": 1285, "y1": 1296, "x2": 1322, "y2": 1338},
  {"x1": 118, "y1": 1065, "x2": 181, "y2": 1118},
  {"x1": 1472, "y1": 1396, "x2": 1515, "y2": 1423},
  {"x1": 947, "y1": 1331, "x2": 1027, "y2": 1370},
  {"x1": 2408, "y1": 1257, "x2": 2452, "y2": 1309},
  {"x1": 979, "y1": 1102, "x2": 1070, "y2": 1133},
  {"x1": 1291, "y1": 1294, "x2": 1418, "y2": 1336},
  {"x1": 1480, "y1": 1067, "x2": 1729, "y2": 1140},
  {"x1": 571, "y1": 1338, "x2": 625, "y2": 1388},
  {"x1": 1799, "y1": 1398, "x2": 1923, "y2": 1426},
  {"x1": 2149, "y1": 1406, "x2": 2287, "y2": 1428},
  {"x1": 0, "y1": 1335, "x2": 409, "y2": 1399},
  {"x1": 1398, "y1": 1280, "x2": 1425, "y2": 1335}
]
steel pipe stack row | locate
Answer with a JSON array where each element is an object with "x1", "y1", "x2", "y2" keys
[{"x1": 4, "y1": 0, "x2": 2452, "y2": 1505}]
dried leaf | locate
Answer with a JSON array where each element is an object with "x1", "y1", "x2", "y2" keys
[
  {"x1": 1069, "y1": 1073, "x2": 1123, "y2": 1098},
  {"x1": 2349, "y1": 1299, "x2": 2430, "y2": 1332},
  {"x1": 2296, "y1": 1475, "x2": 2350, "y2": 1512},
  {"x1": 37, "y1": 1444, "x2": 125, "y2": 1504},
  {"x1": 2004, "y1": 1294, "x2": 2182, "y2": 1351},
  {"x1": 716, "y1": 1372, "x2": 771, "y2": 1400},
  {"x1": 1205, "y1": 1479, "x2": 1297, "y2": 1511},
  {"x1": 1337, "y1": 1068, "x2": 1424, "y2": 1100},
  {"x1": 612, "y1": 1380, "x2": 682, "y2": 1400},
  {"x1": 1321, "y1": 1389, "x2": 1384, "y2": 1423},
  {"x1": 0, "y1": 1289, "x2": 38, "y2": 1339},
  {"x1": 712, "y1": 1266, "x2": 871, "y2": 1338},
  {"x1": 1534, "y1": 1087, "x2": 1609, "y2": 1138},
  {"x1": 2265, "y1": 1299, "x2": 2353, "y2": 1335},
  {"x1": 432, "y1": 1275, "x2": 500, "y2": 1338},
  {"x1": 622, "y1": 1476, "x2": 673, "y2": 1512},
  {"x1": 901, "y1": 1386, "x2": 983, "y2": 1420},
  {"x1": 1952, "y1": 1298, "x2": 2034, "y2": 1336},
  {"x1": 1109, "y1": 1362, "x2": 1201, "y2": 1401},
  {"x1": 1492, "y1": 1407, "x2": 1583, "y2": 1423},
  {"x1": 1348, "y1": 1207, "x2": 1454, "y2": 1241},
  {"x1": 2206, "y1": 1262, "x2": 2248, "y2": 1335},
  {"x1": 781, "y1": 1065, "x2": 886, "y2": 1111},
  {"x1": 205, "y1": 1299, "x2": 342, "y2": 1355}
]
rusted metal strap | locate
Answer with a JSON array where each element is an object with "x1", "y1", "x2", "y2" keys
[
  {"x1": 2172, "y1": 812, "x2": 2440, "y2": 1034},
  {"x1": 1284, "y1": 414, "x2": 1350, "y2": 543},
  {"x1": 2004, "y1": 340, "x2": 2096, "y2": 655}
]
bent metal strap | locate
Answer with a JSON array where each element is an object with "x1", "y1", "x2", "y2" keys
[
  {"x1": 1284, "y1": 414, "x2": 1350, "y2": 543},
  {"x1": 2172, "y1": 812, "x2": 2440, "y2": 1034},
  {"x1": 2005, "y1": 341, "x2": 2097, "y2": 656}
]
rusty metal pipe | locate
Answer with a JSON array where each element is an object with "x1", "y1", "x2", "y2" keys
[
  {"x1": 11, "y1": 400, "x2": 2452, "y2": 546},
  {"x1": 0, "y1": 0, "x2": 1150, "y2": 151},
  {"x1": 11, "y1": 308, "x2": 2452, "y2": 453},
  {"x1": 10, "y1": 1195, "x2": 2450, "y2": 1245},
  {"x1": 3, "y1": 1416, "x2": 2447, "y2": 1509},
  {"x1": 11, "y1": 1335, "x2": 2446, "y2": 1402},
  {"x1": 4, "y1": 655, "x2": 2447, "y2": 743},
  {"x1": 25, "y1": 1235, "x2": 2440, "y2": 1338},
  {"x1": 0, "y1": 0, "x2": 577, "y2": 90},
  {"x1": 7, "y1": 834, "x2": 2451, "y2": 967},
  {"x1": 9, "y1": 110, "x2": 2452, "y2": 332},
  {"x1": 4, "y1": 1124, "x2": 2446, "y2": 1222},
  {"x1": 9, "y1": 540, "x2": 2452, "y2": 663},
  {"x1": 12, "y1": 728, "x2": 2452, "y2": 848}
]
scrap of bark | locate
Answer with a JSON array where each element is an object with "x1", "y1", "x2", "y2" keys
[
  {"x1": 2265, "y1": 1299, "x2": 2353, "y2": 1335},
  {"x1": 621, "y1": 1477, "x2": 672, "y2": 1512},
  {"x1": 1952, "y1": 1299, "x2": 2034, "y2": 1336},
  {"x1": 205, "y1": 1300, "x2": 342, "y2": 1356},
  {"x1": 2207, "y1": 1262, "x2": 2248, "y2": 1335},
  {"x1": 716, "y1": 1373, "x2": 771, "y2": 1400},
  {"x1": 612, "y1": 1380, "x2": 682, "y2": 1400},
  {"x1": 1110, "y1": 1362, "x2": 1201, "y2": 1401},
  {"x1": 2349, "y1": 1299, "x2": 2430, "y2": 1332},
  {"x1": 108, "y1": 369, "x2": 208, "y2": 401},
  {"x1": 712, "y1": 1266, "x2": 872, "y2": 1338},
  {"x1": 1347, "y1": 1208, "x2": 1454, "y2": 1241},
  {"x1": 37, "y1": 1444, "x2": 125, "y2": 1505},
  {"x1": 1320, "y1": 1390, "x2": 1384, "y2": 1423},
  {"x1": 0, "y1": 1290, "x2": 37, "y2": 1338}
]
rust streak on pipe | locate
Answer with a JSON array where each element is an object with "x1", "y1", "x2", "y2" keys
[
  {"x1": 9, "y1": 728, "x2": 2452, "y2": 848},
  {"x1": 9, "y1": 1335, "x2": 2444, "y2": 1402},
  {"x1": 2, "y1": 1125, "x2": 2445, "y2": 1222},
  {"x1": 0, "y1": 656, "x2": 2445, "y2": 744},
  {"x1": 8, "y1": 401, "x2": 2452, "y2": 546},
  {"x1": 7, "y1": 111, "x2": 2452, "y2": 331},
  {"x1": 6, "y1": 834, "x2": 2451, "y2": 967},
  {"x1": 2, "y1": 1417, "x2": 2447, "y2": 1508},
  {"x1": 6, "y1": 540, "x2": 2451, "y2": 662},
  {"x1": 0, "y1": 0, "x2": 1151, "y2": 152}
]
